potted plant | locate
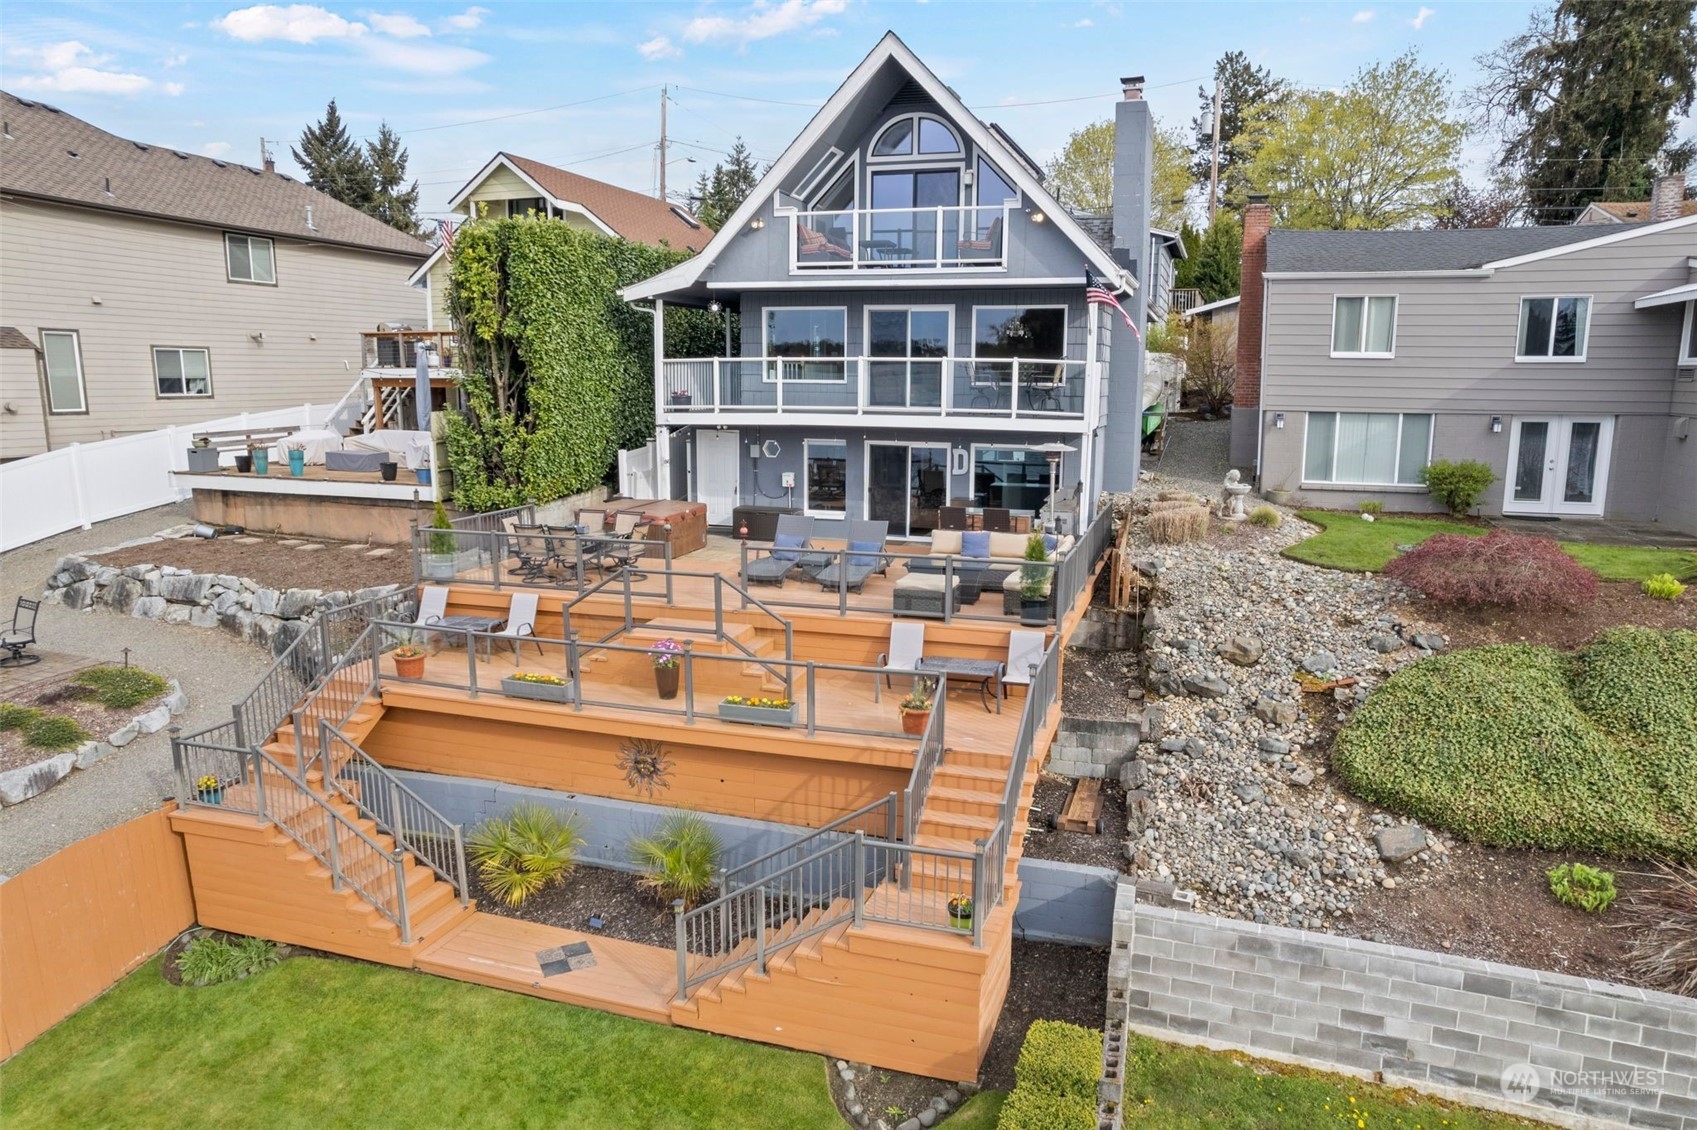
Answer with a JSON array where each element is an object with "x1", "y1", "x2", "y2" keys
[
  {"x1": 650, "y1": 638, "x2": 682, "y2": 700},
  {"x1": 285, "y1": 442, "x2": 307, "y2": 477},
  {"x1": 250, "y1": 444, "x2": 270, "y2": 474},
  {"x1": 500, "y1": 671, "x2": 574, "y2": 703},
  {"x1": 379, "y1": 459, "x2": 399, "y2": 482},
  {"x1": 1019, "y1": 531, "x2": 1052, "y2": 626},
  {"x1": 898, "y1": 678, "x2": 935, "y2": 736},
  {"x1": 194, "y1": 774, "x2": 225, "y2": 805},
  {"x1": 422, "y1": 501, "x2": 459, "y2": 580},
  {"x1": 947, "y1": 894, "x2": 973, "y2": 930},
  {"x1": 718, "y1": 695, "x2": 796, "y2": 727},
  {"x1": 1264, "y1": 480, "x2": 1294, "y2": 506},
  {"x1": 186, "y1": 436, "x2": 221, "y2": 473},
  {"x1": 234, "y1": 451, "x2": 252, "y2": 474},
  {"x1": 393, "y1": 643, "x2": 427, "y2": 679},
  {"x1": 670, "y1": 389, "x2": 693, "y2": 406}
]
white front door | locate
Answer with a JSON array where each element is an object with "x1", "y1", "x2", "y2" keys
[
  {"x1": 1504, "y1": 416, "x2": 1613, "y2": 516},
  {"x1": 696, "y1": 429, "x2": 740, "y2": 525}
]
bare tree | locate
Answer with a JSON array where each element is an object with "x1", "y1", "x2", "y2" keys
[{"x1": 1183, "y1": 322, "x2": 1236, "y2": 414}]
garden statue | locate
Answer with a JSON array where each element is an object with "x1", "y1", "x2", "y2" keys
[{"x1": 1220, "y1": 469, "x2": 1250, "y2": 521}]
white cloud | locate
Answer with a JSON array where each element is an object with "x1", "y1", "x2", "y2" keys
[
  {"x1": 1073, "y1": 17, "x2": 1093, "y2": 27},
  {"x1": 358, "y1": 39, "x2": 488, "y2": 73},
  {"x1": 202, "y1": 141, "x2": 234, "y2": 157},
  {"x1": 368, "y1": 12, "x2": 431, "y2": 38},
  {"x1": 163, "y1": 81, "x2": 186, "y2": 95},
  {"x1": 9, "y1": 41, "x2": 156, "y2": 96},
  {"x1": 163, "y1": 52, "x2": 190, "y2": 67},
  {"x1": 683, "y1": 0, "x2": 848, "y2": 46},
  {"x1": 440, "y1": 6, "x2": 489, "y2": 31},
  {"x1": 1409, "y1": 5, "x2": 1435, "y2": 29},
  {"x1": 214, "y1": 5, "x2": 367, "y2": 44},
  {"x1": 1351, "y1": 9, "x2": 1374, "y2": 21},
  {"x1": 638, "y1": 34, "x2": 681, "y2": 60}
]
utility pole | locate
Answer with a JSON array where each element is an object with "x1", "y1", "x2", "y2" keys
[
  {"x1": 1207, "y1": 80, "x2": 1222, "y2": 224},
  {"x1": 657, "y1": 85, "x2": 669, "y2": 201}
]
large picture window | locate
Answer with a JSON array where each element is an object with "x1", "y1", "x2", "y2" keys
[
  {"x1": 224, "y1": 233, "x2": 275, "y2": 284},
  {"x1": 1331, "y1": 296, "x2": 1396, "y2": 357},
  {"x1": 972, "y1": 307, "x2": 1066, "y2": 359},
  {"x1": 153, "y1": 347, "x2": 212, "y2": 397},
  {"x1": 804, "y1": 439, "x2": 848, "y2": 516},
  {"x1": 970, "y1": 445, "x2": 1050, "y2": 511},
  {"x1": 765, "y1": 307, "x2": 846, "y2": 382},
  {"x1": 40, "y1": 330, "x2": 87, "y2": 413},
  {"x1": 1517, "y1": 296, "x2": 1590, "y2": 361},
  {"x1": 870, "y1": 114, "x2": 961, "y2": 159},
  {"x1": 1303, "y1": 412, "x2": 1431, "y2": 485}
]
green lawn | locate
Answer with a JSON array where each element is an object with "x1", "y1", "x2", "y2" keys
[
  {"x1": 0, "y1": 956, "x2": 840, "y2": 1130},
  {"x1": 1287, "y1": 510, "x2": 1697, "y2": 581}
]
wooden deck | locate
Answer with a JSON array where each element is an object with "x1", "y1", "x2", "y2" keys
[{"x1": 415, "y1": 912, "x2": 676, "y2": 1024}]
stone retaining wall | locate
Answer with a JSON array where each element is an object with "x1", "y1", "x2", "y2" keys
[{"x1": 1113, "y1": 881, "x2": 1697, "y2": 1129}]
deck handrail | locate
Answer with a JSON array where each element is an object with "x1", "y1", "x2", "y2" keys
[
  {"x1": 721, "y1": 792, "x2": 898, "y2": 892},
  {"x1": 903, "y1": 688, "x2": 947, "y2": 844},
  {"x1": 448, "y1": 503, "x2": 536, "y2": 532},
  {"x1": 290, "y1": 623, "x2": 382, "y2": 771},
  {"x1": 1054, "y1": 505, "x2": 1114, "y2": 629}
]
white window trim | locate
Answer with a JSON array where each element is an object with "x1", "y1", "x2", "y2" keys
[
  {"x1": 1515, "y1": 294, "x2": 1593, "y2": 364},
  {"x1": 39, "y1": 329, "x2": 88, "y2": 415},
  {"x1": 975, "y1": 155, "x2": 1023, "y2": 208},
  {"x1": 808, "y1": 151, "x2": 859, "y2": 211},
  {"x1": 802, "y1": 438, "x2": 850, "y2": 518},
  {"x1": 1299, "y1": 410, "x2": 1434, "y2": 489},
  {"x1": 864, "y1": 304, "x2": 954, "y2": 411},
  {"x1": 793, "y1": 147, "x2": 845, "y2": 202},
  {"x1": 224, "y1": 233, "x2": 276, "y2": 286},
  {"x1": 152, "y1": 346, "x2": 214, "y2": 399},
  {"x1": 969, "y1": 303, "x2": 1071, "y2": 386},
  {"x1": 867, "y1": 113, "x2": 962, "y2": 163},
  {"x1": 968, "y1": 443, "x2": 1053, "y2": 504},
  {"x1": 1328, "y1": 295, "x2": 1398, "y2": 359},
  {"x1": 762, "y1": 306, "x2": 849, "y2": 383},
  {"x1": 1678, "y1": 301, "x2": 1695, "y2": 367}
]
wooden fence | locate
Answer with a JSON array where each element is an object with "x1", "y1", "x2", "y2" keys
[{"x1": 0, "y1": 807, "x2": 196, "y2": 1058}]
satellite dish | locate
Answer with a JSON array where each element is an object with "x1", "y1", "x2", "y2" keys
[{"x1": 761, "y1": 439, "x2": 782, "y2": 459}]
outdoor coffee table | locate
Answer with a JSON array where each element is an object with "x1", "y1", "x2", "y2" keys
[
  {"x1": 434, "y1": 614, "x2": 505, "y2": 663},
  {"x1": 916, "y1": 656, "x2": 1004, "y2": 713}
]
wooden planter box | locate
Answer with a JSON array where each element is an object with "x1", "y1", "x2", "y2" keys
[
  {"x1": 501, "y1": 676, "x2": 574, "y2": 704},
  {"x1": 718, "y1": 702, "x2": 797, "y2": 728}
]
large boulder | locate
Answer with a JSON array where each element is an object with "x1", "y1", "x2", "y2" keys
[
  {"x1": 159, "y1": 573, "x2": 214, "y2": 604},
  {"x1": 1375, "y1": 824, "x2": 1427, "y2": 863},
  {"x1": 1254, "y1": 696, "x2": 1299, "y2": 725},
  {"x1": 100, "y1": 575, "x2": 145, "y2": 614},
  {"x1": 1182, "y1": 674, "x2": 1231, "y2": 699},
  {"x1": 279, "y1": 589, "x2": 322, "y2": 620},
  {"x1": 1219, "y1": 635, "x2": 1265, "y2": 667},
  {"x1": 0, "y1": 753, "x2": 76, "y2": 805},
  {"x1": 59, "y1": 579, "x2": 95, "y2": 610}
]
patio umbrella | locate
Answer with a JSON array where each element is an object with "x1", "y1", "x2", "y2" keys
[{"x1": 414, "y1": 345, "x2": 432, "y2": 432}]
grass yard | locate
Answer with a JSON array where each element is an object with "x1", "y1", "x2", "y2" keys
[
  {"x1": 1287, "y1": 510, "x2": 1697, "y2": 580},
  {"x1": 0, "y1": 956, "x2": 840, "y2": 1130}
]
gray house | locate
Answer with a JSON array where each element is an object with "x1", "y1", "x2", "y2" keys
[
  {"x1": 622, "y1": 33, "x2": 1154, "y2": 536},
  {"x1": 1232, "y1": 198, "x2": 1697, "y2": 535}
]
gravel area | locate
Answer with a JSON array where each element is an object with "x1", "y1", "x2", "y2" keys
[
  {"x1": 1142, "y1": 416, "x2": 1233, "y2": 498},
  {"x1": 0, "y1": 504, "x2": 272, "y2": 874}
]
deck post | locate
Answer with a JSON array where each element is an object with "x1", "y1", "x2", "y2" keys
[
  {"x1": 252, "y1": 748, "x2": 267, "y2": 819},
  {"x1": 466, "y1": 630, "x2": 478, "y2": 698},
  {"x1": 394, "y1": 848, "x2": 412, "y2": 943},
  {"x1": 623, "y1": 569, "x2": 633, "y2": 633},
  {"x1": 805, "y1": 663, "x2": 816, "y2": 737},
  {"x1": 837, "y1": 549, "x2": 847, "y2": 615},
  {"x1": 713, "y1": 576, "x2": 724, "y2": 637},
  {"x1": 886, "y1": 791, "x2": 897, "y2": 841},
  {"x1": 754, "y1": 885, "x2": 768, "y2": 975},
  {"x1": 738, "y1": 545, "x2": 750, "y2": 610},
  {"x1": 664, "y1": 542, "x2": 673, "y2": 603},
  {"x1": 568, "y1": 633, "x2": 583, "y2": 712},
  {"x1": 490, "y1": 530, "x2": 501, "y2": 591},
  {"x1": 852, "y1": 832, "x2": 865, "y2": 927},
  {"x1": 453, "y1": 823, "x2": 468, "y2": 904},
  {"x1": 972, "y1": 837, "x2": 987, "y2": 948},
  {"x1": 673, "y1": 899, "x2": 688, "y2": 1003},
  {"x1": 682, "y1": 640, "x2": 695, "y2": 724},
  {"x1": 943, "y1": 556, "x2": 954, "y2": 624},
  {"x1": 326, "y1": 806, "x2": 342, "y2": 891}
]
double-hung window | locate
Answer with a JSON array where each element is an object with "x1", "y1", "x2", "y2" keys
[
  {"x1": 40, "y1": 330, "x2": 87, "y2": 413},
  {"x1": 803, "y1": 439, "x2": 848, "y2": 516},
  {"x1": 1517, "y1": 296, "x2": 1590, "y2": 361},
  {"x1": 154, "y1": 347, "x2": 212, "y2": 397},
  {"x1": 506, "y1": 197, "x2": 547, "y2": 218},
  {"x1": 1331, "y1": 296, "x2": 1396, "y2": 357},
  {"x1": 225, "y1": 233, "x2": 275, "y2": 284},
  {"x1": 765, "y1": 307, "x2": 846, "y2": 382},
  {"x1": 1303, "y1": 412, "x2": 1431, "y2": 486}
]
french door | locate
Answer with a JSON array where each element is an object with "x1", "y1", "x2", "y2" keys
[
  {"x1": 866, "y1": 442, "x2": 950, "y2": 538},
  {"x1": 1504, "y1": 416, "x2": 1613, "y2": 516}
]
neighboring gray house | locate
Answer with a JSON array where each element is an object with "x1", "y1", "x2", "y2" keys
[
  {"x1": 1232, "y1": 199, "x2": 1697, "y2": 535},
  {"x1": 622, "y1": 33, "x2": 1152, "y2": 536}
]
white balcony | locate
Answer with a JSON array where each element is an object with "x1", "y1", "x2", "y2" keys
[
  {"x1": 790, "y1": 206, "x2": 1010, "y2": 271},
  {"x1": 660, "y1": 356, "x2": 1088, "y2": 420}
]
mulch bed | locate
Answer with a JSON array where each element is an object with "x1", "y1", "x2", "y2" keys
[
  {"x1": 1022, "y1": 775, "x2": 1127, "y2": 871},
  {"x1": 0, "y1": 671, "x2": 160, "y2": 772},
  {"x1": 1396, "y1": 581, "x2": 1696, "y2": 653},
  {"x1": 1060, "y1": 645, "x2": 1139, "y2": 720},
  {"x1": 93, "y1": 533, "x2": 412, "y2": 594},
  {"x1": 470, "y1": 864, "x2": 687, "y2": 950}
]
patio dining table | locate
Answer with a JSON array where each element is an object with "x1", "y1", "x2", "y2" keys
[
  {"x1": 434, "y1": 614, "x2": 506, "y2": 663},
  {"x1": 916, "y1": 655, "x2": 1003, "y2": 713}
]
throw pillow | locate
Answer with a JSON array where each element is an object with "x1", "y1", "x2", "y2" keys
[
  {"x1": 960, "y1": 530, "x2": 992, "y2": 559},
  {"x1": 847, "y1": 539, "x2": 881, "y2": 568},
  {"x1": 772, "y1": 532, "x2": 806, "y2": 562},
  {"x1": 1043, "y1": 534, "x2": 1059, "y2": 555}
]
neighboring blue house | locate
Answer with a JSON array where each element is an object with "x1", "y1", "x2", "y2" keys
[{"x1": 623, "y1": 32, "x2": 1155, "y2": 537}]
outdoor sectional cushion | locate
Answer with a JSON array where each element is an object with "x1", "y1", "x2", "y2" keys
[
  {"x1": 325, "y1": 450, "x2": 384, "y2": 472},
  {"x1": 960, "y1": 531, "x2": 992, "y2": 559},
  {"x1": 772, "y1": 533, "x2": 807, "y2": 562}
]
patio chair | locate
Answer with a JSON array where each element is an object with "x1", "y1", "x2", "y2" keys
[
  {"x1": 956, "y1": 216, "x2": 1002, "y2": 257},
  {"x1": 0, "y1": 597, "x2": 41, "y2": 668},
  {"x1": 507, "y1": 524, "x2": 552, "y2": 581},
  {"x1": 411, "y1": 585, "x2": 449, "y2": 653},
  {"x1": 982, "y1": 508, "x2": 1013, "y2": 533},
  {"x1": 575, "y1": 508, "x2": 608, "y2": 533},
  {"x1": 492, "y1": 592, "x2": 545, "y2": 663},
  {"x1": 599, "y1": 524, "x2": 651, "y2": 579},
  {"x1": 814, "y1": 519, "x2": 890, "y2": 593},
  {"x1": 1000, "y1": 629, "x2": 1047, "y2": 705},
  {"x1": 541, "y1": 529, "x2": 585, "y2": 587},
  {"x1": 937, "y1": 506, "x2": 968, "y2": 531},
  {"x1": 610, "y1": 511, "x2": 642, "y2": 538},
  {"x1": 874, "y1": 620, "x2": 925, "y2": 701},
  {"x1": 743, "y1": 514, "x2": 814, "y2": 587}
]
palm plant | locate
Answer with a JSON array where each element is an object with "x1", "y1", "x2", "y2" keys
[
  {"x1": 630, "y1": 813, "x2": 722, "y2": 908},
  {"x1": 467, "y1": 803, "x2": 583, "y2": 907}
]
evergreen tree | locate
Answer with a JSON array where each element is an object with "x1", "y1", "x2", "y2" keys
[
  {"x1": 291, "y1": 99, "x2": 374, "y2": 212},
  {"x1": 690, "y1": 139, "x2": 760, "y2": 231},
  {"x1": 1178, "y1": 215, "x2": 1242, "y2": 303},
  {"x1": 366, "y1": 122, "x2": 421, "y2": 236},
  {"x1": 1472, "y1": 0, "x2": 1697, "y2": 225},
  {"x1": 1190, "y1": 51, "x2": 1288, "y2": 216}
]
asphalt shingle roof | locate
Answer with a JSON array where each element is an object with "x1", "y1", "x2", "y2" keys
[
  {"x1": 1587, "y1": 200, "x2": 1697, "y2": 222},
  {"x1": 1, "y1": 91, "x2": 430, "y2": 258},
  {"x1": 502, "y1": 153, "x2": 713, "y2": 252},
  {"x1": 1265, "y1": 226, "x2": 1618, "y2": 273}
]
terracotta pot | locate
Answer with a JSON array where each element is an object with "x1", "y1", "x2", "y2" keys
[
  {"x1": 654, "y1": 664, "x2": 680, "y2": 700},
  {"x1": 394, "y1": 652, "x2": 427, "y2": 679},
  {"x1": 900, "y1": 707, "x2": 930, "y2": 736}
]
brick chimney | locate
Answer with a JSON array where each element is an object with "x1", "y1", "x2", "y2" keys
[
  {"x1": 1651, "y1": 173, "x2": 1688, "y2": 222},
  {"x1": 1230, "y1": 195, "x2": 1272, "y2": 470}
]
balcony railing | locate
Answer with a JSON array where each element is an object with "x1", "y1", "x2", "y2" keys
[
  {"x1": 661, "y1": 357, "x2": 1088, "y2": 419},
  {"x1": 791, "y1": 205, "x2": 1010, "y2": 271},
  {"x1": 361, "y1": 330, "x2": 458, "y2": 370}
]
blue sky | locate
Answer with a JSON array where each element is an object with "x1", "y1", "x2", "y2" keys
[{"x1": 3, "y1": 1, "x2": 1553, "y2": 221}]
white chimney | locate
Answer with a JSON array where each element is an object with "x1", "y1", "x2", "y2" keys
[{"x1": 1651, "y1": 173, "x2": 1688, "y2": 223}]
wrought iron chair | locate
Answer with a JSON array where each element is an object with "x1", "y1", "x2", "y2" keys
[{"x1": 0, "y1": 597, "x2": 40, "y2": 667}]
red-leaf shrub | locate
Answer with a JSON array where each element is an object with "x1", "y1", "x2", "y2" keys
[{"x1": 1383, "y1": 530, "x2": 1598, "y2": 608}]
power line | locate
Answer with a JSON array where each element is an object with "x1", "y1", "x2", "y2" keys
[
  {"x1": 371, "y1": 87, "x2": 651, "y2": 140},
  {"x1": 416, "y1": 140, "x2": 655, "y2": 187}
]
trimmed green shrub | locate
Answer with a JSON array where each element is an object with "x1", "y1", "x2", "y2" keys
[
  {"x1": 999, "y1": 1021, "x2": 1102, "y2": 1130},
  {"x1": 1247, "y1": 506, "x2": 1281, "y2": 528},
  {"x1": 468, "y1": 803, "x2": 583, "y2": 907},
  {"x1": 1643, "y1": 573, "x2": 1687, "y2": 600},
  {"x1": 1418, "y1": 458, "x2": 1496, "y2": 515},
  {"x1": 175, "y1": 934, "x2": 281, "y2": 986},
  {"x1": 1332, "y1": 629, "x2": 1697, "y2": 860},
  {"x1": 1357, "y1": 500, "x2": 1384, "y2": 515},
  {"x1": 0, "y1": 703, "x2": 43, "y2": 731},
  {"x1": 24, "y1": 715, "x2": 90, "y2": 751},
  {"x1": 995, "y1": 1086, "x2": 1096, "y2": 1130},
  {"x1": 631, "y1": 812, "x2": 722, "y2": 908},
  {"x1": 70, "y1": 665, "x2": 168, "y2": 710},
  {"x1": 1548, "y1": 863, "x2": 1617, "y2": 914}
]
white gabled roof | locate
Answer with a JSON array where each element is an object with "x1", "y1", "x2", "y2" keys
[
  {"x1": 1482, "y1": 213, "x2": 1697, "y2": 270},
  {"x1": 623, "y1": 31, "x2": 1132, "y2": 302}
]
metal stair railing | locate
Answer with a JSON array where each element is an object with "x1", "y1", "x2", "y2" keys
[
  {"x1": 721, "y1": 793, "x2": 897, "y2": 893},
  {"x1": 290, "y1": 624, "x2": 381, "y2": 769},
  {"x1": 902, "y1": 689, "x2": 947, "y2": 844}
]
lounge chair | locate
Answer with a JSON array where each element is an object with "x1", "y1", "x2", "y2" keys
[
  {"x1": 982, "y1": 508, "x2": 1013, "y2": 533},
  {"x1": 814, "y1": 519, "x2": 889, "y2": 593},
  {"x1": 743, "y1": 514, "x2": 814, "y2": 586},
  {"x1": 0, "y1": 597, "x2": 40, "y2": 668},
  {"x1": 1000, "y1": 629, "x2": 1047, "y2": 705},
  {"x1": 874, "y1": 621, "x2": 925, "y2": 702},
  {"x1": 492, "y1": 592, "x2": 545, "y2": 663}
]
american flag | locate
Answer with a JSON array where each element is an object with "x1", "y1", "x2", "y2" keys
[
  {"x1": 1086, "y1": 270, "x2": 1140, "y2": 341},
  {"x1": 436, "y1": 218, "x2": 458, "y2": 251}
]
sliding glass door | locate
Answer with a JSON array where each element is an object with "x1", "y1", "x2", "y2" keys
[{"x1": 866, "y1": 442, "x2": 950, "y2": 538}]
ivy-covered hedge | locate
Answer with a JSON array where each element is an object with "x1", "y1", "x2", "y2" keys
[
  {"x1": 1332, "y1": 628, "x2": 1697, "y2": 861},
  {"x1": 999, "y1": 1020, "x2": 1102, "y2": 1130},
  {"x1": 444, "y1": 217, "x2": 722, "y2": 511}
]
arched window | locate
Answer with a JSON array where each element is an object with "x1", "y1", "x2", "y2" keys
[{"x1": 870, "y1": 114, "x2": 961, "y2": 160}]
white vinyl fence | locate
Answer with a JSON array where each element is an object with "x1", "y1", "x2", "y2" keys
[
  {"x1": 617, "y1": 440, "x2": 661, "y2": 500},
  {"x1": 0, "y1": 404, "x2": 332, "y2": 554}
]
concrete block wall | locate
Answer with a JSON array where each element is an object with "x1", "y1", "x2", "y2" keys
[
  {"x1": 1014, "y1": 858, "x2": 1119, "y2": 945},
  {"x1": 1127, "y1": 898, "x2": 1697, "y2": 1130},
  {"x1": 1048, "y1": 715, "x2": 1143, "y2": 780}
]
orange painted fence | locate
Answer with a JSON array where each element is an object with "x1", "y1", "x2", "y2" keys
[{"x1": 0, "y1": 807, "x2": 196, "y2": 1059}]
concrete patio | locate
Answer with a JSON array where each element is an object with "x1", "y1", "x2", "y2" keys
[{"x1": 1486, "y1": 514, "x2": 1697, "y2": 549}]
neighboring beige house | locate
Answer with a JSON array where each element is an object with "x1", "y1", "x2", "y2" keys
[
  {"x1": 0, "y1": 91, "x2": 430, "y2": 459},
  {"x1": 1574, "y1": 173, "x2": 1695, "y2": 225},
  {"x1": 412, "y1": 152, "x2": 713, "y2": 328}
]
